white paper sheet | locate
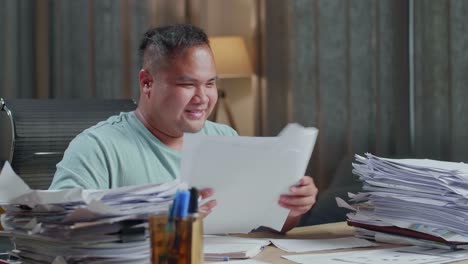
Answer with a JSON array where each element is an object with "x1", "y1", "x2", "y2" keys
[
  {"x1": 282, "y1": 246, "x2": 468, "y2": 264},
  {"x1": 209, "y1": 260, "x2": 269, "y2": 264},
  {"x1": 181, "y1": 124, "x2": 318, "y2": 234},
  {"x1": 270, "y1": 237, "x2": 377, "y2": 253},
  {"x1": 0, "y1": 161, "x2": 101, "y2": 206},
  {"x1": 203, "y1": 235, "x2": 270, "y2": 258},
  {"x1": 0, "y1": 162, "x2": 181, "y2": 208},
  {"x1": 0, "y1": 161, "x2": 30, "y2": 202}
]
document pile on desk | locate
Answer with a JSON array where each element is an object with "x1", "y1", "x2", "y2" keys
[
  {"x1": 337, "y1": 153, "x2": 468, "y2": 250},
  {"x1": 0, "y1": 162, "x2": 180, "y2": 264}
]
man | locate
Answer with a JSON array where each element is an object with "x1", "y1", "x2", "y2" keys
[{"x1": 49, "y1": 24, "x2": 317, "y2": 232}]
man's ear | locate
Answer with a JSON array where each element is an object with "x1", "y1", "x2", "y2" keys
[{"x1": 139, "y1": 69, "x2": 153, "y2": 97}]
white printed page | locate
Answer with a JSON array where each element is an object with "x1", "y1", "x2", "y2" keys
[{"x1": 181, "y1": 124, "x2": 318, "y2": 234}]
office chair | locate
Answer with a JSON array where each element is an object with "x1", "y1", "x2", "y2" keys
[{"x1": 0, "y1": 98, "x2": 136, "y2": 189}]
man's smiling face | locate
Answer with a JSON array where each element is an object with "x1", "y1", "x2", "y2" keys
[{"x1": 147, "y1": 44, "x2": 218, "y2": 137}]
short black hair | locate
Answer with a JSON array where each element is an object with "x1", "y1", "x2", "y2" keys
[{"x1": 139, "y1": 24, "x2": 209, "y2": 72}]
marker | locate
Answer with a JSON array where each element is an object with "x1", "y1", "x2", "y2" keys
[{"x1": 188, "y1": 187, "x2": 199, "y2": 214}]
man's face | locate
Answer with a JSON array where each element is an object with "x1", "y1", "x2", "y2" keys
[{"x1": 148, "y1": 44, "x2": 218, "y2": 136}]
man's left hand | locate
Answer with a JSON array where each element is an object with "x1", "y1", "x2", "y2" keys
[
  {"x1": 279, "y1": 176, "x2": 318, "y2": 232},
  {"x1": 198, "y1": 188, "x2": 217, "y2": 218}
]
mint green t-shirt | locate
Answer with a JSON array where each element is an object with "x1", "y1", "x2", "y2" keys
[{"x1": 49, "y1": 111, "x2": 237, "y2": 190}]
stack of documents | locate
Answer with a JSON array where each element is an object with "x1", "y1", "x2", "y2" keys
[
  {"x1": 337, "y1": 153, "x2": 468, "y2": 249},
  {"x1": 0, "y1": 162, "x2": 180, "y2": 264}
]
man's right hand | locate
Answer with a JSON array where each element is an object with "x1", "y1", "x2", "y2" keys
[{"x1": 198, "y1": 188, "x2": 217, "y2": 217}]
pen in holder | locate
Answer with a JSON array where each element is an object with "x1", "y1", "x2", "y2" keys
[{"x1": 149, "y1": 188, "x2": 203, "y2": 264}]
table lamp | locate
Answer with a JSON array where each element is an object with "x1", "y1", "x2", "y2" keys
[{"x1": 209, "y1": 36, "x2": 253, "y2": 131}]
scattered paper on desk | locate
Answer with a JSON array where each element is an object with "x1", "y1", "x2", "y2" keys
[
  {"x1": 0, "y1": 161, "x2": 31, "y2": 202},
  {"x1": 271, "y1": 237, "x2": 377, "y2": 253},
  {"x1": 282, "y1": 246, "x2": 468, "y2": 264},
  {"x1": 210, "y1": 260, "x2": 270, "y2": 264},
  {"x1": 398, "y1": 245, "x2": 468, "y2": 258},
  {"x1": 204, "y1": 235, "x2": 270, "y2": 259},
  {"x1": 181, "y1": 123, "x2": 318, "y2": 234}
]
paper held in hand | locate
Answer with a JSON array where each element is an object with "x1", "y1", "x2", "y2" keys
[{"x1": 181, "y1": 123, "x2": 318, "y2": 234}]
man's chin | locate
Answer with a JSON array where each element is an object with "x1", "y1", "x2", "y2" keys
[{"x1": 182, "y1": 120, "x2": 206, "y2": 133}]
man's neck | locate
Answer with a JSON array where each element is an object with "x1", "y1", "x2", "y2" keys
[{"x1": 134, "y1": 108, "x2": 183, "y2": 151}]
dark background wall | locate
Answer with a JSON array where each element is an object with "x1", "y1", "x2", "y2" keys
[
  {"x1": 0, "y1": 0, "x2": 187, "y2": 100},
  {"x1": 261, "y1": 0, "x2": 468, "y2": 194},
  {"x1": 259, "y1": 0, "x2": 468, "y2": 225},
  {"x1": 262, "y1": 0, "x2": 409, "y2": 191},
  {"x1": 414, "y1": 0, "x2": 468, "y2": 162}
]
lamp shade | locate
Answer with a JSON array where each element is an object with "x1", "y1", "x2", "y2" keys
[{"x1": 209, "y1": 36, "x2": 253, "y2": 78}]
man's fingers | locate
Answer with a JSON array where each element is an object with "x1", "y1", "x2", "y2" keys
[
  {"x1": 200, "y1": 199, "x2": 217, "y2": 209},
  {"x1": 279, "y1": 197, "x2": 315, "y2": 218},
  {"x1": 300, "y1": 176, "x2": 313, "y2": 185},
  {"x1": 290, "y1": 185, "x2": 318, "y2": 196},
  {"x1": 279, "y1": 195, "x2": 316, "y2": 208},
  {"x1": 199, "y1": 199, "x2": 217, "y2": 218},
  {"x1": 199, "y1": 199, "x2": 217, "y2": 213},
  {"x1": 199, "y1": 188, "x2": 214, "y2": 199},
  {"x1": 290, "y1": 177, "x2": 318, "y2": 196},
  {"x1": 288, "y1": 205, "x2": 312, "y2": 215}
]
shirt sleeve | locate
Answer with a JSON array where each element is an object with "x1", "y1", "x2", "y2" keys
[{"x1": 49, "y1": 132, "x2": 110, "y2": 190}]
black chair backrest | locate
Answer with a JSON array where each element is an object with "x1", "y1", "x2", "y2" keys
[{"x1": 0, "y1": 98, "x2": 136, "y2": 189}]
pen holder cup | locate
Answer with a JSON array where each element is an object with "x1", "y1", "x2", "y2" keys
[
  {"x1": 189, "y1": 216, "x2": 204, "y2": 264},
  {"x1": 149, "y1": 214, "x2": 203, "y2": 264},
  {"x1": 0, "y1": 208, "x2": 4, "y2": 230}
]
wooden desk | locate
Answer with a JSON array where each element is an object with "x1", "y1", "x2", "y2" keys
[{"x1": 241, "y1": 222, "x2": 468, "y2": 264}]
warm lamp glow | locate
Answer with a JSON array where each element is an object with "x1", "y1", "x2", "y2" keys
[{"x1": 209, "y1": 36, "x2": 253, "y2": 78}]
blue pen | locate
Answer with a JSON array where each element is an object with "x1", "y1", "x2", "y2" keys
[
  {"x1": 176, "y1": 190, "x2": 190, "y2": 218},
  {"x1": 204, "y1": 256, "x2": 230, "y2": 261},
  {"x1": 169, "y1": 190, "x2": 180, "y2": 221},
  {"x1": 165, "y1": 190, "x2": 180, "y2": 258}
]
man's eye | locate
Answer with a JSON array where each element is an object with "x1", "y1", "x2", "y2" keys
[
  {"x1": 206, "y1": 82, "x2": 215, "y2": 88},
  {"x1": 178, "y1": 83, "x2": 194, "y2": 87}
]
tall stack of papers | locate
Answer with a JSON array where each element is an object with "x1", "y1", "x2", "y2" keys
[
  {"x1": 0, "y1": 162, "x2": 180, "y2": 264},
  {"x1": 337, "y1": 153, "x2": 468, "y2": 248},
  {"x1": 181, "y1": 123, "x2": 318, "y2": 234}
]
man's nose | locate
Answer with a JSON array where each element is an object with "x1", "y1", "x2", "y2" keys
[{"x1": 194, "y1": 87, "x2": 209, "y2": 103}]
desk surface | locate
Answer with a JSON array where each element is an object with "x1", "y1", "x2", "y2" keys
[{"x1": 243, "y1": 222, "x2": 468, "y2": 264}]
